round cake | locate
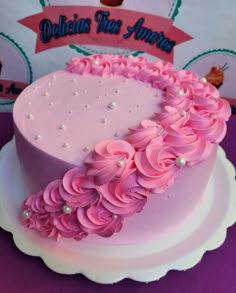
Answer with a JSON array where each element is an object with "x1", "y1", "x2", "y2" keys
[{"x1": 13, "y1": 54, "x2": 230, "y2": 244}]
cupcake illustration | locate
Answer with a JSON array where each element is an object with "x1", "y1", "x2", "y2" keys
[
  {"x1": 205, "y1": 62, "x2": 229, "y2": 89},
  {"x1": 100, "y1": 0, "x2": 124, "y2": 7}
]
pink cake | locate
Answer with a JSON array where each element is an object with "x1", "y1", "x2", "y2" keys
[{"x1": 13, "y1": 54, "x2": 230, "y2": 244}]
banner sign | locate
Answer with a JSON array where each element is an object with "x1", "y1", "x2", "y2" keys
[{"x1": 19, "y1": 6, "x2": 192, "y2": 62}]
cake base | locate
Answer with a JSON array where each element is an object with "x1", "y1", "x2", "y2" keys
[{"x1": 0, "y1": 139, "x2": 235, "y2": 284}]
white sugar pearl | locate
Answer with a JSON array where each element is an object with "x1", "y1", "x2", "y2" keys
[
  {"x1": 72, "y1": 78, "x2": 77, "y2": 83},
  {"x1": 112, "y1": 214, "x2": 118, "y2": 220},
  {"x1": 117, "y1": 160, "x2": 125, "y2": 167},
  {"x1": 59, "y1": 124, "x2": 66, "y2": 130},
  {"x1": 62, "y1": 205, "x2": 72, "y2": 214},
  {"x1": 27, "y1": 114, "x2": 34, "y2": 119},
  {"x1": 201, "y1": 77, "x2": 207, "y2": 83},
  {"x1": 176, "y1": 157, "x2": 186, "y2": 167},
  {"x1": 35, "y1": 134, "x2": 42, "y2": 140},
  {"x1": 83, "y1": 146, "x2": 90, "y2": 152},
  {"x1": 108, "y1": 101, "x2": 117, "y2": 109},
  {"x1": 128, "y1": 54, "x2": 133, "y2": 58},
  {"x1": 44, "y1": 92, "x2": 49, "y2": 96},
  {"x1": 52, "y1": 75, "x2": 56, "y2": 80},
  {"x1": 115, "y1": 89, "x2": 120, "y2": 93},
  {"x1": 180, "y1": 110, "x2": 187, "y2": 116},
  {"x1": 62, "y1": 142, "x2": 70, "y2": 148},
  {"x1": 114, "y1": 132, "x2": 120, "y2": 137},
  {"x1": 49, "y1": 102, "x2": 54, "y2": 106},
  {"x1": 73, "y1": 91, "x2": 79, "y2": 96},
  {"x1": 177, "y1": 89, "x2": 184, "y2": 96},
  {"x1": 101, "y1": 118, "x2": 108, "y2": 124},
  {"x1": 22, "y1": 210, "x2": 30, "y2": 219},
  {"x1": 93, "y1": 60, "x2": 99, "y2": 65}
]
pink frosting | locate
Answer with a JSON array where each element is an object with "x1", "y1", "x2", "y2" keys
[
  {"x1": 155, "y1": 106, "x2": 190, "y2": 129},
  {"x1": 22, "y1": 185, "x2": 88, "y2": 240},
  {"x1": 60, "y1": 168, "x2": 101, "y2": 208},
  {"x1": 77, "y1": 203, "x2": 123, "y2": 237},
  {"x1": 43, "y1": 180, "x2": 65, "y2": 213},
  {"x1": 164, "y1": 126, "x2": 213, "y2": 165},
  {"x1": 85, "y1": 140, "x2": 135, "y2": 185},
  {"x1": 135, "y1": 140, "x2": 180, "y2": 193},
  {"x1": 20, "y1": 54, "x2": 231, "y2": 241},
  {"x1": 126, "y1": 120, "x2": 166, "y2": 151},
  {"x1": 100, "y1": 169, "x2": 150, "y2": 216}
]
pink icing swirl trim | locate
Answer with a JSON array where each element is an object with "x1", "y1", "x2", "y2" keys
[{"x1": 21, "y1": 55, "x2": 231, "y2": 241}]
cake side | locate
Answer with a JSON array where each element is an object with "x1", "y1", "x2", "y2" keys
[{"x1": 13, "y1": 54, "x2": 231, "y2": 242}]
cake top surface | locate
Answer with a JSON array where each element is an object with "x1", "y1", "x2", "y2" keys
[{"x1": 13, "y1": 70, "x2": 161, "y2": 164}]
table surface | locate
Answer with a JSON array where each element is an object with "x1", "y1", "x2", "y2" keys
[{"x1": 0, "y1": 112, "x2": 235, "y2": 293}]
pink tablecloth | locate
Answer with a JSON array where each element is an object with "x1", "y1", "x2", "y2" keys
[{"x1": 0, "y1": 113, "x2": 236, "y2": 293}]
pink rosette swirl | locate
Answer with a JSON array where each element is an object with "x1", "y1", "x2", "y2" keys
[
  {"x1": 155, "y1": 106, "x2": 190, "y2": 129},
  {"x1": 42, "y1": 179, "x2": 65, "y2": 213},
  {"x1": 21, "y1": 192, "x2": 60, "y2": 239},
  {"x1": 90, "y1": 55, "x2": 112, "y2": 76},
  {"x1": 110, "y1": 55, "x2": 129, "y2": 75},
  {"x1": 77, "y1": 203, "x2": 123, "y2": 237},
  {"x1": 161, "y1": 80, "x2": 193, "y2": 111},
  {"x1": 152, "y1": 73, "x2": 177, "y2": 91},
  {"x1": 135, "y1": 59, "x2": 166, "y2": 82},
  {"x1": 135, "y1": 139, "x2": 180, "y2": 193},
  {"x1": 66, "y1": 57, "x2": 93, "y2": 75},
  {"x1": 53, "y1": 213, "x2": 88, "y2": 240},
  {"x1": 23, "y1": 190, "x2": 45, "y2": 215},
  {"x1": 151, "y1": 60, "x2": 173, "y2": 73},
  {"x1": 187, "y1": 94, "x2": 230, "y2": 143},
  {"x1": 164, "y1": 126, "x2": 213, "y2": 165},
  {"x1": 21, "y1": 191, "x2": 45, "y2": 228},
  {"x1": 162, "y1": 89, "x2": 193, "y2": 111},
  {"x1": 123, "y1": 57, "x2": 148, "y2": 78},
  {"x1": 35, "y1": 215, "x2": 60, "y2": 239},
  {"x1": 85, "y1": 140, "x2": 135, "y2": 185},
  {"x1": 100, "y1": 169, "x2": 150, "y2": 216},
  {"x1": 186, "y1": 107, "x2": 228, "y2": 143},
  {"x1": 126, "y1": 120, "x2": 166, "y2": 151},
  {"x1": 59, "y1": 168, "x2": 101, "y2": 208},
  {"x1": 192, "y1": 95, "x2": 231, "y2": 121},
  {"x1": 168, "y1": 69, "x2": 199, "y2": 82},
  {"x1": 187, "y1": 79, "x2": 219, "y2": 98}
]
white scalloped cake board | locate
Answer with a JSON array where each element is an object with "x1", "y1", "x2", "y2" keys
[{"x1": 0, "y1": 139, "x2": 235, "y2": 284}]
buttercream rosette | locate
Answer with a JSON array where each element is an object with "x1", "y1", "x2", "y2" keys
[{"x1": 21, "y1": 55, "x2": 231, "y2": 241}]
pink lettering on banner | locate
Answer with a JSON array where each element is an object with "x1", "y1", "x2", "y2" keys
[
  {"x1": 18, "y1": 6, "x2": 192, "y2": 62},
  {"x1": 0, "y1": 80, "x2": 28, "y2": 100}
]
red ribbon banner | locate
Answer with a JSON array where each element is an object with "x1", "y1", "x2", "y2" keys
[
  {"x1": 18, "y1": 6, "x2": 192, "y2": 62},
  {"x1": 0, "y1": 80, "x2": 29, "y2": 100}
]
